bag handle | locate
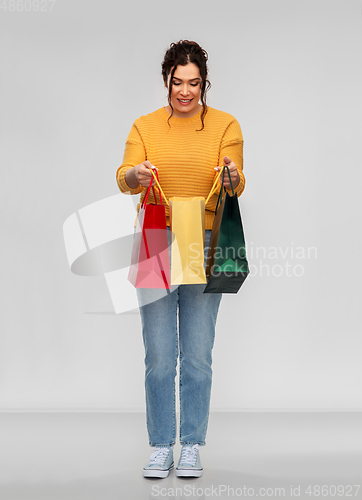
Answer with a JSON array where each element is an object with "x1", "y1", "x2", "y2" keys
[
  {"x1": 141, "y1": 169, "x2": 163, "y2": 208},
  {"x1": 204, "y1": 167, "x2": 224, "y2": 206},
  {"x1": 205, "y1": 165, "x2": 234, "y2": 206},
  {"x1": 143, "y1": 165, "x2": 234, "y2": 209},
  {"x1": 215, "y1": 165, "x2": 234, "y2": 214},
  {"x1": 150, "y1": 169, "x2": 169, "y2": 206}
]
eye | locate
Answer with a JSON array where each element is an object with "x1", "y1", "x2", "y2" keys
[
  {"x1": 172, "y1": 81, "x2": 181, "y2": 86},
  {"x1": 190, "y1": 83, "x2": 199, "y2": 87}
]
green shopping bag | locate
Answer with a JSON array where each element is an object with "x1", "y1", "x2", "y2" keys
[{"x1": 204, "y1": 166, "x2": 249, "y2": 293}]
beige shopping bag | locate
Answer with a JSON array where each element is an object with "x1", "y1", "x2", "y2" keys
[{"x1": 169, "y1": 197, "x2": 206, "y2": 285}]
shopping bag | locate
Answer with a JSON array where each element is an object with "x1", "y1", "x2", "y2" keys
[
  {"x1": 169, "y1": 196, "x2": 207, "y2": 285},
  {"x1": 204, "y1": 166, "x2": 249, "y2": 293},
  {"x1": 128, "y1": 171, "x2": 171, "y2": 289}
]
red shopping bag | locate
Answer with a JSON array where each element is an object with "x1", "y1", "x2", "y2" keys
[{"x1": 128, "y1": 171, "x2": 171, "y2": 289}]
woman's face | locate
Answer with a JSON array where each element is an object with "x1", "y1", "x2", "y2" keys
[{"x1": 166, "y1": 62, "x2": 202, "y2": 118}]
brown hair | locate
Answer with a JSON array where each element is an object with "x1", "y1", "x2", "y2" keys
[{"x1": 161, "y1": 40, "x2": 211, "y2": 131}]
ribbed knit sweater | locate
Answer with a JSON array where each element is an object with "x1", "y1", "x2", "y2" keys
[{"x1": 116, "y1": 106, "x2": 245, "y2": 229}]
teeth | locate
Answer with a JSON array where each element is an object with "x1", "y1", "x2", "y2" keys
[{"x1": 179, "y1": 99, "x2": 192, "y2": 102}]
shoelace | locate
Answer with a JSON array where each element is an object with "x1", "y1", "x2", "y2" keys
[
  {"x1": 179, "y1": 444, "x2": 200, "y2": 466},
  {"x1": 148, "y1": 447, "x2": 172, "y2": 466}
]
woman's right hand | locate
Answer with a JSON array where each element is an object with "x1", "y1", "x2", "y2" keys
[{"x1": 134, "y1": 161, "x2": 158, "y2": 188}]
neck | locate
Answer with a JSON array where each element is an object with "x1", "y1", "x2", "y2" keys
[{"x1": 165, "y1": 103, "x2": 202, "y2": 118}]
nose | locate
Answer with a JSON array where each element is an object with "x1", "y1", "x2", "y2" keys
[{"x1": 180, "y1": 83, "x2": 189, "y2": 96}]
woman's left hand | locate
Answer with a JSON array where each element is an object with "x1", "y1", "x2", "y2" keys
[{"x1": 215, "y1": 156, "x2": 240, "y2": 190}]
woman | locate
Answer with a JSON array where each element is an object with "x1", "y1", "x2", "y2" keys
[{"x1": 116, "y1": 40, "x2": 245, "y2": 478}]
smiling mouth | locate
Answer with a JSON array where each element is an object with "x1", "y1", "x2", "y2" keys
[{"x1": 178, "y1": 98, "x2": 193, "y2": 103}]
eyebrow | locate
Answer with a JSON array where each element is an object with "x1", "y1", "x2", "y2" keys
[{"x1": 171, "y1": 77, "x2": 201, "y2": 82}]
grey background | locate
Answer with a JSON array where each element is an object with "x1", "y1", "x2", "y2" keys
[{"x1": 1, "y1": 0, "x2": 361, "y2": 411}]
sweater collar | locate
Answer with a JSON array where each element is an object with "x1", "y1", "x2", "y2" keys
[{"x1": 160, "y1": 105, "x2": 205, "y2": 124}]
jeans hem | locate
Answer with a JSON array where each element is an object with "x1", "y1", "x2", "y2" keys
[
  {"x1": 149, "y1": 442, "x2": 175, "y2": 447},
  {"x1": 180, "y1": 441, "x2": 206, "y2": 446}
]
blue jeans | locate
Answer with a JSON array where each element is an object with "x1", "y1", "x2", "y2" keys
[{"x1": 136, "y1": 228, "x2": 222, "y2": 447}]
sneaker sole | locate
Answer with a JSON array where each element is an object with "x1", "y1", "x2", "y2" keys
[
  {"x1": 143, "y1": 462, "x2": 174, "y2": 478},
  {"x1": 176, "y1": 467, "x2": 203, "y2": 478}
]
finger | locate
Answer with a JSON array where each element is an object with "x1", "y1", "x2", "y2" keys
[
  {"x1": 223, "y1": 156, "x2": 232, "y2": 165},
  {"x1": 144, "y1": 170, "x2": 157, "y2": 187},
  {"x1": 144, "y1": 161, "x2": 157, "y2": 170},
  {"x1": 140, "y1": 166, "x2": 154, "y2": 179},
  {"x1": 218, "y1": 175, "x2": 231, "y2": 186},
  {"x1": 141, "y1": 179, "x2": 156, "y2": 188}
]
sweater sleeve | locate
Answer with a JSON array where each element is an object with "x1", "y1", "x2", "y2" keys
[
  {"x1": 218, "y1": 118, "x2": 245, "y2": 197},
  {"x1": 116, "y1": 123, "x2": 147, "y2": 195}
]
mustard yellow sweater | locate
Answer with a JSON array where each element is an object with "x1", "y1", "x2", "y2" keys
[{"x1": 116, "y1": 106, "x2": 245, "y2": 230}]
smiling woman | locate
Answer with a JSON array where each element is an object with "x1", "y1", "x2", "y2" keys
[
  {"x1": 165, "y1": 64, "x2": 203, "y2": 118},
  {"x1": 162, "y1": 40, "x2": 211, "y2": 127},
  {"x1": 116, "y1": 39, "x2": 246, "y2": 479}
]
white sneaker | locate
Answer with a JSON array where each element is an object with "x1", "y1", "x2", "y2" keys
[
  {"x1": 176, "y1": 444, "x2": 203, "y2": 477},
  {"x1": 143, "y1": 446, "x2": 174, "y2": 478}
]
